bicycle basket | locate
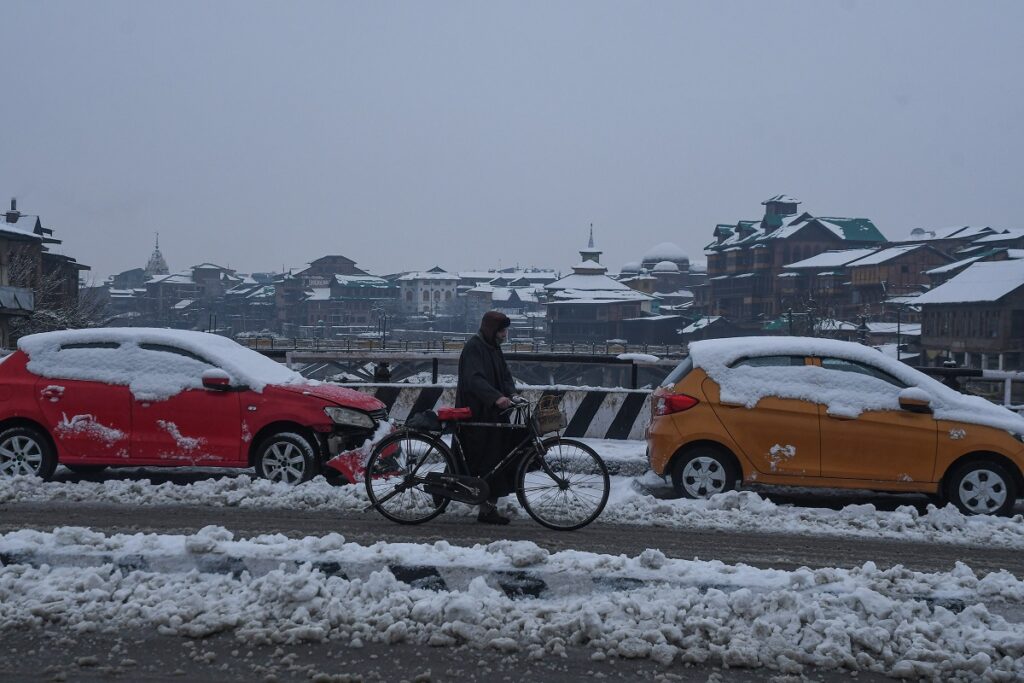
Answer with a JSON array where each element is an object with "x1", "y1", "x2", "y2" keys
[{"x1": 535, "y1": 395, "x2": 566, "y2": 434}]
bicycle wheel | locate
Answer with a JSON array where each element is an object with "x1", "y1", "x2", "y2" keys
[
  {"x1": 516, "y1": 437, "x2": 609, "y2": 531},
  {"x1": 365, "y1": 431, "x2": 455, "y2": 525}
]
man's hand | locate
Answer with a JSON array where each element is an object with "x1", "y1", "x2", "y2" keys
[{"x1": 495, "y1": 396, "x2": 513, "y2": 410}]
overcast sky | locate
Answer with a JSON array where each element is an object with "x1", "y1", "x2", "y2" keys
[{"x1": 2, "y1": 1, "x2": 1022, "y2": 282}]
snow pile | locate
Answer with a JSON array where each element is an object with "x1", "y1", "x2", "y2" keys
[
  {"x1": 689, "y1": 336, "x2": 1024, "y2": 432},
  {"x1": 0, "y1": 527, "x2": 1022, "y2": 678},
  {"x1": 19, "y1": 328, "x2": 303, "y2": 400}
]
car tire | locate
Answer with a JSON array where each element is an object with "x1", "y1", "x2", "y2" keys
[
  {"x1": 65, "y1": 464, "x2": 108, "y2": 475},
  {"x1": 671, "y1": 446, "x2": 737, "y2": 499},
  {"x1": 255, "y1": 432, "x2": 319, "y2": 486},
  {"x1": 0, "y1": 426, "x2": 57, "y2": 481},
  {"x1": 945, "y1": 459, "x2": 1019, "y2": 517}
]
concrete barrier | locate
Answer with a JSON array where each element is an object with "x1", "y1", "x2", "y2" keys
[{"x1": 346, "y1": 384, "x2": 652, "y2": 440}]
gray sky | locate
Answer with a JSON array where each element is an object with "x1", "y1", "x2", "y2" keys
[{"x1": 2, "y1": 1, "x2": 1022, "y2": 282}]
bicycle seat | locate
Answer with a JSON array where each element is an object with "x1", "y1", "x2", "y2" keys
[{"x1": 437, "y1": 407, "x2": 473, "y2": 421}]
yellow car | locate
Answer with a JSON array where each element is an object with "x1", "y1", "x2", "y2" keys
[{"x1": 647, "y1": 337, "x2": 1024, "y2": 516}]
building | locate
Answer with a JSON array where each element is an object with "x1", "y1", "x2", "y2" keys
[
  {"x1": 397, "y1": 267, "x2": 460, "y2": 315},
  {"x1": 916, "y1": 259, "x2": 1024, "y2": 370},
  {"x1": 0, "y1": 199, "x2": 90, "y2": 344},
  {"x1": 545, "y1": 230, "x2": 654, "y2": 343},
  {"x1": 701, "y1": 195, "x2": 887, "y2": 325}
]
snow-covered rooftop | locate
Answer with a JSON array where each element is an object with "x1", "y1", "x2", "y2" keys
[
  {"x1": 845, "y1": 244, "x2": 925, "y2": 267},
  {"x1": 546, "y1": 272, "x2": 631, "y2": 292},
  {"x1": 784, "y1": 248, "x2": 879, "y2": 270},
  {"x1": 915, "y1": 260, "x2": 1024, "y2": 305},
  {"x1": 895, "y1": 225, "x2": 998, "y2": 243},
  {"x1": 642, "y1": 242, "x2": 689, "y2": 263}
]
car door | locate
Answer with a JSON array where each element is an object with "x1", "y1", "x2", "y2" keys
[
  {"x1": 703, "y1": 354, "x2": 821, "y2": 477},
  {"x1": 816, "y1": 356, "x2": 937, "y2": 482},
  {"x1": 32, "y1": 342, "x2": 133, "y2": 461},
  {"x1": 128, "y1": 343, "x2": 244, "y2": 466}
]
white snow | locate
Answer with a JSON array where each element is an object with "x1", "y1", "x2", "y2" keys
[
  {"x1": 0, "y1": 526, "x2": 1021, "y2": 678},
  {"x1": 18, "y1": 328, "x2": 304, "y2": 400},
  {"x1": 55, "y1": 414, "x2": 126, "y2": 445},
  {"x1": 156, "y1": 420, "x2": 205, "y2": 453},
  {"x1": 915, "y1": 260, "x2": 1024, "y2": 305},
  {"x1": 688, "y1": 336, "x2": 1024, "y2": 432},
  {"x1": 616, "y1": 353, "x2": 661, "y2": 363}
]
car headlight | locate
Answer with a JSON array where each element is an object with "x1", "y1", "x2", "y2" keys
[{"x1": 324, "y1": 406, "x2": 375, "y2": 429}]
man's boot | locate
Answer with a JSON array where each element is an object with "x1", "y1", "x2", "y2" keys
[{"x1": 477, "y1": 500, "x2": 510, "y2": 525}]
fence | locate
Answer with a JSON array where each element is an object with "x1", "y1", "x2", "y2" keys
[{"x1": 239, "y1": 336, "x2": 688, "y2": 357}]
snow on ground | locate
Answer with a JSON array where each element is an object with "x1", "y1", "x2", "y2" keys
[
  {"x1": 1, "y1": 526, "x2": 1022, "y2": 679},
  {"x1": 1, "y1": 437, "x2": 1023, "y2": 550}
]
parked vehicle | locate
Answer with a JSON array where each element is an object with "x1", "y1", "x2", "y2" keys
[
  {"x1": 0, "y1": 328, "x2": 389, "y2": 485},
  {"x1": 647, "y1": 336, "x2": 1024, "y2": 515}
]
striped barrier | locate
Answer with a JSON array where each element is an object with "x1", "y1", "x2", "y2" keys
[{"x1": 345, "y1": 384, "x2": 652, "y2": 440}]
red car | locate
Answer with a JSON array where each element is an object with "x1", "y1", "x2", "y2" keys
[{"x1": 0, "y1": 328, "x2": 389, "y2": 485}]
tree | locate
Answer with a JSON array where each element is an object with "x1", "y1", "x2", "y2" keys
[{"x1": 6, "y1": 247, "x2": 106, "y2": 337}]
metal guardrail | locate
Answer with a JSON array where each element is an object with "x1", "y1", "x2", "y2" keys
[{"x1": 239, "y1": 336, "x2": 688, "y2": 357}]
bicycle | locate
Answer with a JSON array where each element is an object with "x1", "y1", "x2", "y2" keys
[{"x1": 363, "y1": 396, "x2": 610, "y2": 531}]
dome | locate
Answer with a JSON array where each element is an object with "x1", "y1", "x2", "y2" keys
[
  {"x1": 642, "y1": 242, "x2": 689, "y2": 264},
  {"x1": 652, "y1": 260, "x2": 680, "y2": 273},
  {"x1": 619, "y1": 261, "x2": 641, "y2": 274}
]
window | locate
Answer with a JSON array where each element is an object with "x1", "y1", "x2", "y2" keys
[
  {"x1": 729, "y1": 355, "x2": 806, "y2": 368},
  {"x1": 661, "y1": 357, "x2": 693, "y2": 387},
  {"x1": 405, "y1": 291, "x2": 412, "y2": 302},
  {"x1": 819, "y1": 357, "x2": 906, "y2": 388},
  {"x1": 422, "y1": 291, "x2": 429, "y2": 302},
  {"x1": 139, "y1": 343, "x2": 211, "y2": 365},
  {"x1": 59, "y1": 342, "x2": 120, "y2": 351}
]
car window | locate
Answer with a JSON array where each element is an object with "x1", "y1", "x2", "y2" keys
[
  {"x1": 139, "y1": 343, "x2": 213, "y2": 366},
  {"x1": 819, "y1": 357, "x2": 907, "y2": 388},
  {"x1": 59, "y1": 342, "x2": 120, "y2": 350},
  {"x1": 661, "y1": 357, "x2": 693, "y2": 387},
  {"x1": 729, "y1": 355, "x2": 806, "y2": 369}
]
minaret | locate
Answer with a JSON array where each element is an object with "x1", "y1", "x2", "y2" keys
[
  {"x1": 579, "y1": 224, "x2": 603, "y2": 264},
  {"x1": 145, "y1": 232, "x2": 170, "y2": 276}
]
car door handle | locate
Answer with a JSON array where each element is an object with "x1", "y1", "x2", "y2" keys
[
  {"x1": 826, "y1": 412, "x2": 856, "y2": 421},
  {"x1": 40, "y1": 388, "x2": 62, "y2": 399}
]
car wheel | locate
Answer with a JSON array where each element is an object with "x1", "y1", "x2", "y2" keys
[
  {"x1": 65, "y1": 464, "x2": 108, "y2": 475},
  {"x1": 945, "y1": 460, "x2": 1019, "y2": 516},
  {"x1": 0, "y1": 426, "x2": 57, "y2": 481},
  {"x1": 671, "y1": 447, "x2": 737, "y2": 499},
  {"x1": 255, "y1": 432, "x2": 319, "y2": 486}
]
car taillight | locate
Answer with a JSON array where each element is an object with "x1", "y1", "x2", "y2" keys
[{"x1": 654, "y1": 393, "x2": 699, "y2": 416}]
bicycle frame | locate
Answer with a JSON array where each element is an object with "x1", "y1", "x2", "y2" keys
[{"x1": 401, "y1": 402, "x2": 567, "y2": 489}]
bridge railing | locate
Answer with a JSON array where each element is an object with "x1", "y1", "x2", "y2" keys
[{"x1": 239, "y1": 336, "x2": 689, "y2": 357}]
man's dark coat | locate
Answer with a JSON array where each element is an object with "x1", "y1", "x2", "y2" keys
[{"x1": 455, "y1": 319, "x2": 519, "y2": 497}]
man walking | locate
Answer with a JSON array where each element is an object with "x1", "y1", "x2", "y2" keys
[{"x1": 455, "y1": 311, "x2": 518, "y2": 525}]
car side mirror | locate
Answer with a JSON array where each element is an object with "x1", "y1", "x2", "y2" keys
[
  {"x1": 202, "y1": 369, "x2": 233, "y2": 391},
  {"x1": 898, "y1": 387, "x2": 932, "y2": 414}
]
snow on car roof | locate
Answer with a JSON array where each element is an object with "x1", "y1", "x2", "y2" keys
[
  {"x1": 18, "y1": 328, "x2": 303, "y2": 400},
  {"x1": 688, "y1": 336, "x2": 1024, "y2": 433}
]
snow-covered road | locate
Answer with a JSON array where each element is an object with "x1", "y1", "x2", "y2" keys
[
  {"x1": 1, "y1": 437, "x2": 1022, "y2": 551},
  {"x1": 1, "y1": 525, "x2": 1022, "y2": 680}
]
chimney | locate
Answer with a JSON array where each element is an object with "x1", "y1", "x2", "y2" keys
[{"x1": 5, "y1": 198, "x2": 18, "y2": 224}]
